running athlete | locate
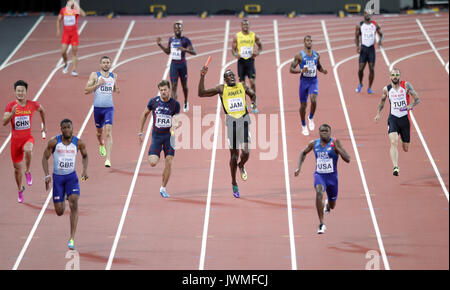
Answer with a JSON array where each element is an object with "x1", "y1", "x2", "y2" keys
[
  {"x1": 374, "y1": 68, "x2": 420, "y2": 176},
  {"x1": 198, "y1": 66, "x2": 258, "y2": 198},
  {"x1": 290, "y1": 35, "x2": 328, "y2": 136},
  {"x1": 231, "y1": 19, "x2": 263, "y2": 95},
  {"x1": 156, "y1": 21, "x2": 196, "y2": 112},
  {"x1": 84, "y1": 56, "x2": 120, "y2": 168},
  {"x1": 2, "y1": 80, "x2": 46, "y2": 203},
  {"x1": 355, "y1": 9, "x2": 383, "y2": 94},
  {"x1": 294, "y1": 124, "x2": 350, "y2": 234},
  {"x1": 56, "y1": 0, "x2": 86, "y2": 76},
  {"x1": 138, "y1": 80, "x2": 182, "y2": 198},
  {"x1": 42, "y1": 119, "x2": 88, "y2": 250}
]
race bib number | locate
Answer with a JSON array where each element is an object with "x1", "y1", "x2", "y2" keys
[
  {"x1": 363, "y1": 32, "x2": 374, "y2": 41},
  {"x1": 240, "y1": 46, "x2": 253, "y2": 59},
  {"x1": 14, "y1": 115, "x2": 30, "y2": 130},
  {"x1": 303, "y1": 60, "x2": 317, "y2": 77},
  {"x1": 316, "y1": 158, "x2": 334, "y2": 174},
  {"x1": 155, "y1": 114, "x2": 172, "y2": 128},
  {"x1": 170, "y1": 43, "x2": 182, "y2": 60},
  {"x1": 228, "y1": 98, "x2": 245, "y2": 113},
  {"x1": 64, "y1": 15, "x2": 76, "y2": 26}
]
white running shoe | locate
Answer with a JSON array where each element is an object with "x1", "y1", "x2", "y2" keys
[
  {"x1": 62, "y1": 63, "x2": 69, "y2": 74},
  {"x1": 324, "y1": 199, "x2": 330, "y2": 215},
  {"x1": 71, "y1": 71, "x2": 79, "y2": 77},
  {"x1": 183, "y1": 102, "x2": 189, "y2": 112},
  {"x1": 317, "y1": 224, "x2": 326, "y2": 234},
  {"x1": 308, "y1": 117, "x2": 315, "y2": 131},
  {"x1": 302, "y1": 125, "x2": 309, "y2": 136}
]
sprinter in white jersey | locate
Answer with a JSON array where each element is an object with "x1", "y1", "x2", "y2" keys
[
  {"x1": 84, "y1": 56, "x2": 120, "y2": 167},
  {"x1": 42, "y1": 119, "x2": 88, "y2": 250},
  {"x1": 374, "y1": 68, "x2": 420, "y2": 176},
  {"x1": 355, "y1": 9, "x2": 383, "y2": 94}
]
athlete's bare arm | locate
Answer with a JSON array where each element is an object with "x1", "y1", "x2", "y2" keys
[
  {"x1": 77, "y1": 138, "x2": 88, "y2": 180},
  {"x1": 355, "y1": 24, "x2": 361, "y2": 53},
  {"x1": 231, "y1": 35, "x2": 240, "y2": 59},
  {"x1": 405, "y1": 82, "x2": 420, "y2": 110},
  {"x1": 290, "y1": 53, "x2": 303, "y2": 74},
  {"x1": 242, "y1": 82, "x2": 257, "y2": 107},
  {"x1": 56, "y1": 13, "x2": 62, "y2": 37},
  {"x1": 253, "y1": 34, "x2": 263, "y2": 57},
  {"x1": 42, "y1": 137, "x2": 58, "y2": 190},
  {"x1": 73, "y1": 1, "x2": 86, "y2": 17},
  {"x1": 316, "y1": 54, "x2": 328, "y2": 74},
  {"x1": 2, "y1": 104, "x2": 17, "y2": 126},
  {"x1": 84, "y1": 72, "x2": 103, "y2": 94},
  {"x1": 376, "y1": 23, "x2": 384, "y2": 46},
  {"x1": 334, "y1": 139, "x2": 350, "y2": 163},
  {"x1": 374, "y1": 86, "x2": 388, "y2": 122},
  {"x1": 294, "y1": 140, "x2": 315, "y2": 176},
  {"x1": 198, "y1": 66, "x2": 224, "y2": 97},
  {"x1": 179, "y1": 44, "x2": 196, "y2": 55},
  {"x1": 138, "y1": 107, "x2": 151, "y2": 144},
  {"x1": 156, "y1": 37, "x2": 170, "y2": 55},
  {"x1": 37, "y1": 105, "x2": 47, "y2": 134},
  {"x1": 113, "y1": 73, "x2": 120, "y2": 94}
]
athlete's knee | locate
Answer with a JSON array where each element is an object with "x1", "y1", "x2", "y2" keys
[
  {"x1": 402, "y1": 143, "x2": 409, "y2": 152},
  {"x1": 69, "y1": 197, "x2": 79, "y2": 211},
  {"x1": 310, "y1": 95, "x2": 317, "y2": 103},
  {"x1": 329, "y1": 201, "x2": 336, "y2": 209},
  {"x1": 55, "y1": 205, "x2": 64, "y2": 216},
  {"x1": 230, "y1": 152, "x2": 239, "y2": 164},
  {"x1": 148, "y1": 155, "x2": 159, "y2": 167}
]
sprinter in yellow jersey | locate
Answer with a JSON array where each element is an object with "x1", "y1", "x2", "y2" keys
[
  {"x1": 198, "y1": 66, "x2": 258, "y2": 198},
  {"x1": 232, "y1": 19, "x2": 262, "y2": 94}
]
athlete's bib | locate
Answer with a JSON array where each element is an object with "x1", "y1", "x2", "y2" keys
[
  {"x1": 227, "y1": 98, "x2": 245, "y2": 113},
  {"x1": 64, "y1": 15, "x2": 76, "y2": 26},
  {"x1": 316, "y1": 158, "x2": 334, "y2": 174},
  {"x1": 53, "y1": 135, "x2": 78, "y2": 176},
  {"x1": 170, "y1": 43, "x2": 182, "y2": 60},
  {"x1": 239, "y1": 46, "x2": 253, "y2": 59},
  {"x1": 14, "y1": 115, "x2": 30, "y2": 130},
  {"x1": 303, "y1": 60, "x2": 317, "y2": 78},
  {"x1": 155, "y1": 114, "x2": 172, "y2": 128}
]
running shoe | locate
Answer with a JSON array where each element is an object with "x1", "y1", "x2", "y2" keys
[
  {"x1": 355, "y1": 83, "x2": 363, "y2": 93},
  {"x1": 183, "y1": 102, "x2": 189, "y2": 113},
  {"x1": 71, "y1": 71, "x2": 79, "y2": 77},
  {"x1": 18, "y1": 186, "x2": 25, "y2": 203},
  {"x1": 99, "y1": 145, "x2": 106, "y2": 157},
  {"x1": 25, "y1": 171, "x2": 32, "y2": 186},
  {"x1": 302, "y1": 125, "x2": 309, "y2": 136},
  {"x1": 233, "y1": 185, "x2": 240, "y2": 198},
  {"x1": 317, "y1": 223, "x2": 326, "y2": 234},
  {"x1": 160, "y1": 188, "x2": 170, "y2": 198},
  {"x1": 393, "y1": 166, "x2": 399, "y2": 176},
  {"x1": 367, "y1": 88, "x2": 375, "y2": 94},
  {"x1": 308, "y1": 117, "x2": 315, "y2": 131},
  {"x1": 67, "y1": 238, "x2": 75, "y2": 250},
  {"x1": 324, "y1": 199, "x2": 330, "y2": 215},
  {"x1": 104, "y1": 160, "x2": 111, "y2": 168},
  {"x1": 239, "y1": 166, "x2": 248, "y2": 181},
  {"x1": 62, "y1": 63, "x2": 69, "y2": 74}
]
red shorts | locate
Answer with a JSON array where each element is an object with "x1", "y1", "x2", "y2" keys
[
  {"x1": 61, "y1": 31, "x2": 79, "y2": 46},
  {"x1": 11, "y1": 136, "x2": 34, "y2": 163}
]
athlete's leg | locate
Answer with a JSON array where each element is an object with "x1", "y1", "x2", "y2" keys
[
  {"x1": 358, "y1": 62, "x2": 366, "y2": 85},
  {"x1": 389, "y1": 132, "x2": 399, "y2": 168},
  {"x1": 368, "y1": 62, "x2": 375, "y2": 89},
  {"x1": 54, "y1": 201, "x2": 65, "y2": 216},
  {"x1": 71, "y1": 45, "x2": 78, "y2": 73},
  {"x1": 162, "y1": 155, "x2": 173, "y2": 187},
  {"x1": 402, "y1": 142, "x2": 409, "y2": 152},
  {"x1": 96, "y1": 127, "x2": 103, "y2": 146},
  {"x1": 315, "y1": 184, "x2": 326, "y2": 225},
  {"x1": 248, "y1": 78, "x2": 256, "y2": 93},
  {"x1": 104, "y1": 124, "x2": 113, "y2": 161},
  {"x1": 309, "y1": 94, "x2": 317, "y2": 118},
  {"x1": 171, "y1": 80, "x2": 178, "y2": 101},
  {"x1": 229, "y1": 148, "x2": 240, "y2": 186},
  {"x1": 181, "y1": 80, "x2": 188, "y2": 104},
  {"x1": 13, "y1": 162, "x2": 23, "y2": 191},
  {"x1": 68, "y1": 194, "x2": 79, "y2": 240},
  {"x1": 299, "y1": 102, "x2": 307, "y2": 124},
  {"x1": 61, "y1": 44, "x2": 69, "y2": 65},
  {"x1": 23, "y1": 141, "x2": 33, "y2": 173},
  {"x1": 148, "y1": 154, "x2": 160, "y2": 167}
]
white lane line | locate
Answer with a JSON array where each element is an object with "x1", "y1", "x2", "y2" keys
[
  {"x1": 416, "y1": 18, "x2": 448, "y2": 74},
  {"x1": 387, "y1": 47, "x2": 450, "y2": 202},
  {"x1": 199, "y1": 20, "x2": 230, "y2": 271},
  {"x1": 273, "y1": 20, "x2": 298, "y2": 270},
  {"x1": 0, "y1": 15, "x2": 44, "y2": 70},
  {"x1": 11, "y1": 20, "x2": 135, "y2": 271},
  {"x1": 321, "y1": 19, "x2": 391, "y2": 270},
  {"x1": 56, "y1": 20, "x2": 88, "y2": 67}
]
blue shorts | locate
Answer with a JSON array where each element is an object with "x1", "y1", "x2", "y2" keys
[
  {"x1": 170, "y1": 61, "x2": 188, "y2": 84},
  {"x1": 299, "y1": 77, "x2": 319, "y2": 103},
  {"x1": 94, "y1": 106, "x2": 114, "y2": 128},
  {"x1": 53, "y1": 171, "x2": 80, "y2": 203},
  {"x1": 314, "y1": 172, "x2": 338, "y2": 201},
  {"x1": 148, "y1": 131, "x2": 175, "y2": 157}
]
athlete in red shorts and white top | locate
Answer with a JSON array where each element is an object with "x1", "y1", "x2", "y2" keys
[
  {"x1": 56, "y1": 0, "x2": 85, "y2": 76},
  {"x1": 374, "y1": 68, "x2": 420, "y2": 176},
  {"x1": 2, "y1": 80, "x2": 47, "y2": 203}
]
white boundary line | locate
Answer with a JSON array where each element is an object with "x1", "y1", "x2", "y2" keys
[
  {"x1": 198, "y1": 20, "x2": 230, "y2": 271},
  {"x1": 273, "y1": 20, "x2": 298, "y2": 270},
  {"x1": 386, "y1": 46, "x2": 450, "y2": 202},
  {"x1": 321, "y1": 19, "x2": 391, "y2": 270},
  {"x1": 11, "y1": 20, "x2": 135, "y2": 271},
  {"x1": 0, "y1": 15, "x2": 44, "y2": 70},
  {"x1": 416, "y1": 18, "x2": 448, "y2": 74}
]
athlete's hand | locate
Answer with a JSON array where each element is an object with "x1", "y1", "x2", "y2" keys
[
  {"x1": 250, "y1": 103, "x2": 258, "y2": 114},
  {"x1": 179, "y1": 47, "x2": 187, "y2": 52},
  {"x1": 301, "y1": 67, "x2": 308, "y2": 73},
  {"x1": 322, "y1": 69, "x2": 328, "y2": 75},
  {"x1": 294, "y1": 168, "x2": 300, "y2": 177},
  {"x1": 97, "y1": 77, "x2": 105, "y2": 87},
  {"x1": 81, "y1": 172, "x2": 88, "y2": 182},
  {"x1": 138, "y1": 133, "x2": 144, "y2": 144},
  {"x1": 356, "y1": 46, "x2": 361, "y2": 53},
  {"x1": 200, "y1": 66, "x2": 208, "y2": 76},
  {"x1": 11, "y1": 104, "x2": 18, "y2": 115},
  {"x1": 252, "y1": 50, "x2": 260, "y2": 58},
  {"x1": 44, "y1": 175, "x2": 52, "y2": 191},
  {"x1": 377, "y1": 40, "x2": 382, "y2": 47},
  {"x1": 156, "y1": 37, "x2": 162, "y2": 45},
  {"x1": 374, "y1": 113, "x2": 380, "y2": 122}
]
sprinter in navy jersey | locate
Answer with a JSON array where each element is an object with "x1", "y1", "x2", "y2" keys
[{"x1": 294, "y1": 124, "x2": 350, "y2": 234}]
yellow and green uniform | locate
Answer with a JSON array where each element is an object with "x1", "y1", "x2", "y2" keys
[
  {"x1": 236, "y1": 31, "x2": 256, "y2": 60},
  {"x1": 221, "y1": 82, "x2": 248, "y2": 119}
]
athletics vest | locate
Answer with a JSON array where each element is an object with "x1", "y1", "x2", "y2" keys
[
  {"x1": 314, "y1": 138, "x2": 338, "y2": 175},
  {"x1": 300, "y1": 50, "x2": 318, "y2": 78},
  {"x1": 53, "y1": 135, "x2": 78, "y2": 176},
  {"x1": 387, "y1": 81, "x2": 410, "y2": 118},
  {"x1": 360, "y1": 21, "x2": 377, "y2": 47},
  {"x1": 94, "y1": 71, "x2": 115, "y2": 108},
  {"x1": 221, "y1": 83, "x2": 248, "y2": 119},
  {"x1": 236, "y1": 31, "x2": 256, "y2": 60}
]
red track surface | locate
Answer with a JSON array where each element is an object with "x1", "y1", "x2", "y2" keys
[{"x1": 0, "y1": 13, "x2": 447, "y2": 270}]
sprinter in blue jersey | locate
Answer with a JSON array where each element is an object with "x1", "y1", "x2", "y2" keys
[
  {"x1": 42, "y1": 119, "x2": 88, "y2": 250},
  {"x1": 138, "y1": 80, "x2": 182, "y2": 198},
  {"x1": 290, "y1": 35, "x2": 328, "y2": 136},
  {"x1": 294, "y1": 124, "x2": 350, "y2": 234},
  {"x1": 157, "y1": 20, "x2": 196, "y2": 112},
  {"x1": 84, "y1": 55, "x2": 120, "y2": 168}
]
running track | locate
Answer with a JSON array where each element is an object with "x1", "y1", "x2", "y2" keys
[{"x1": 0, "y1": 13, "x2": 447, "y2": 270}]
